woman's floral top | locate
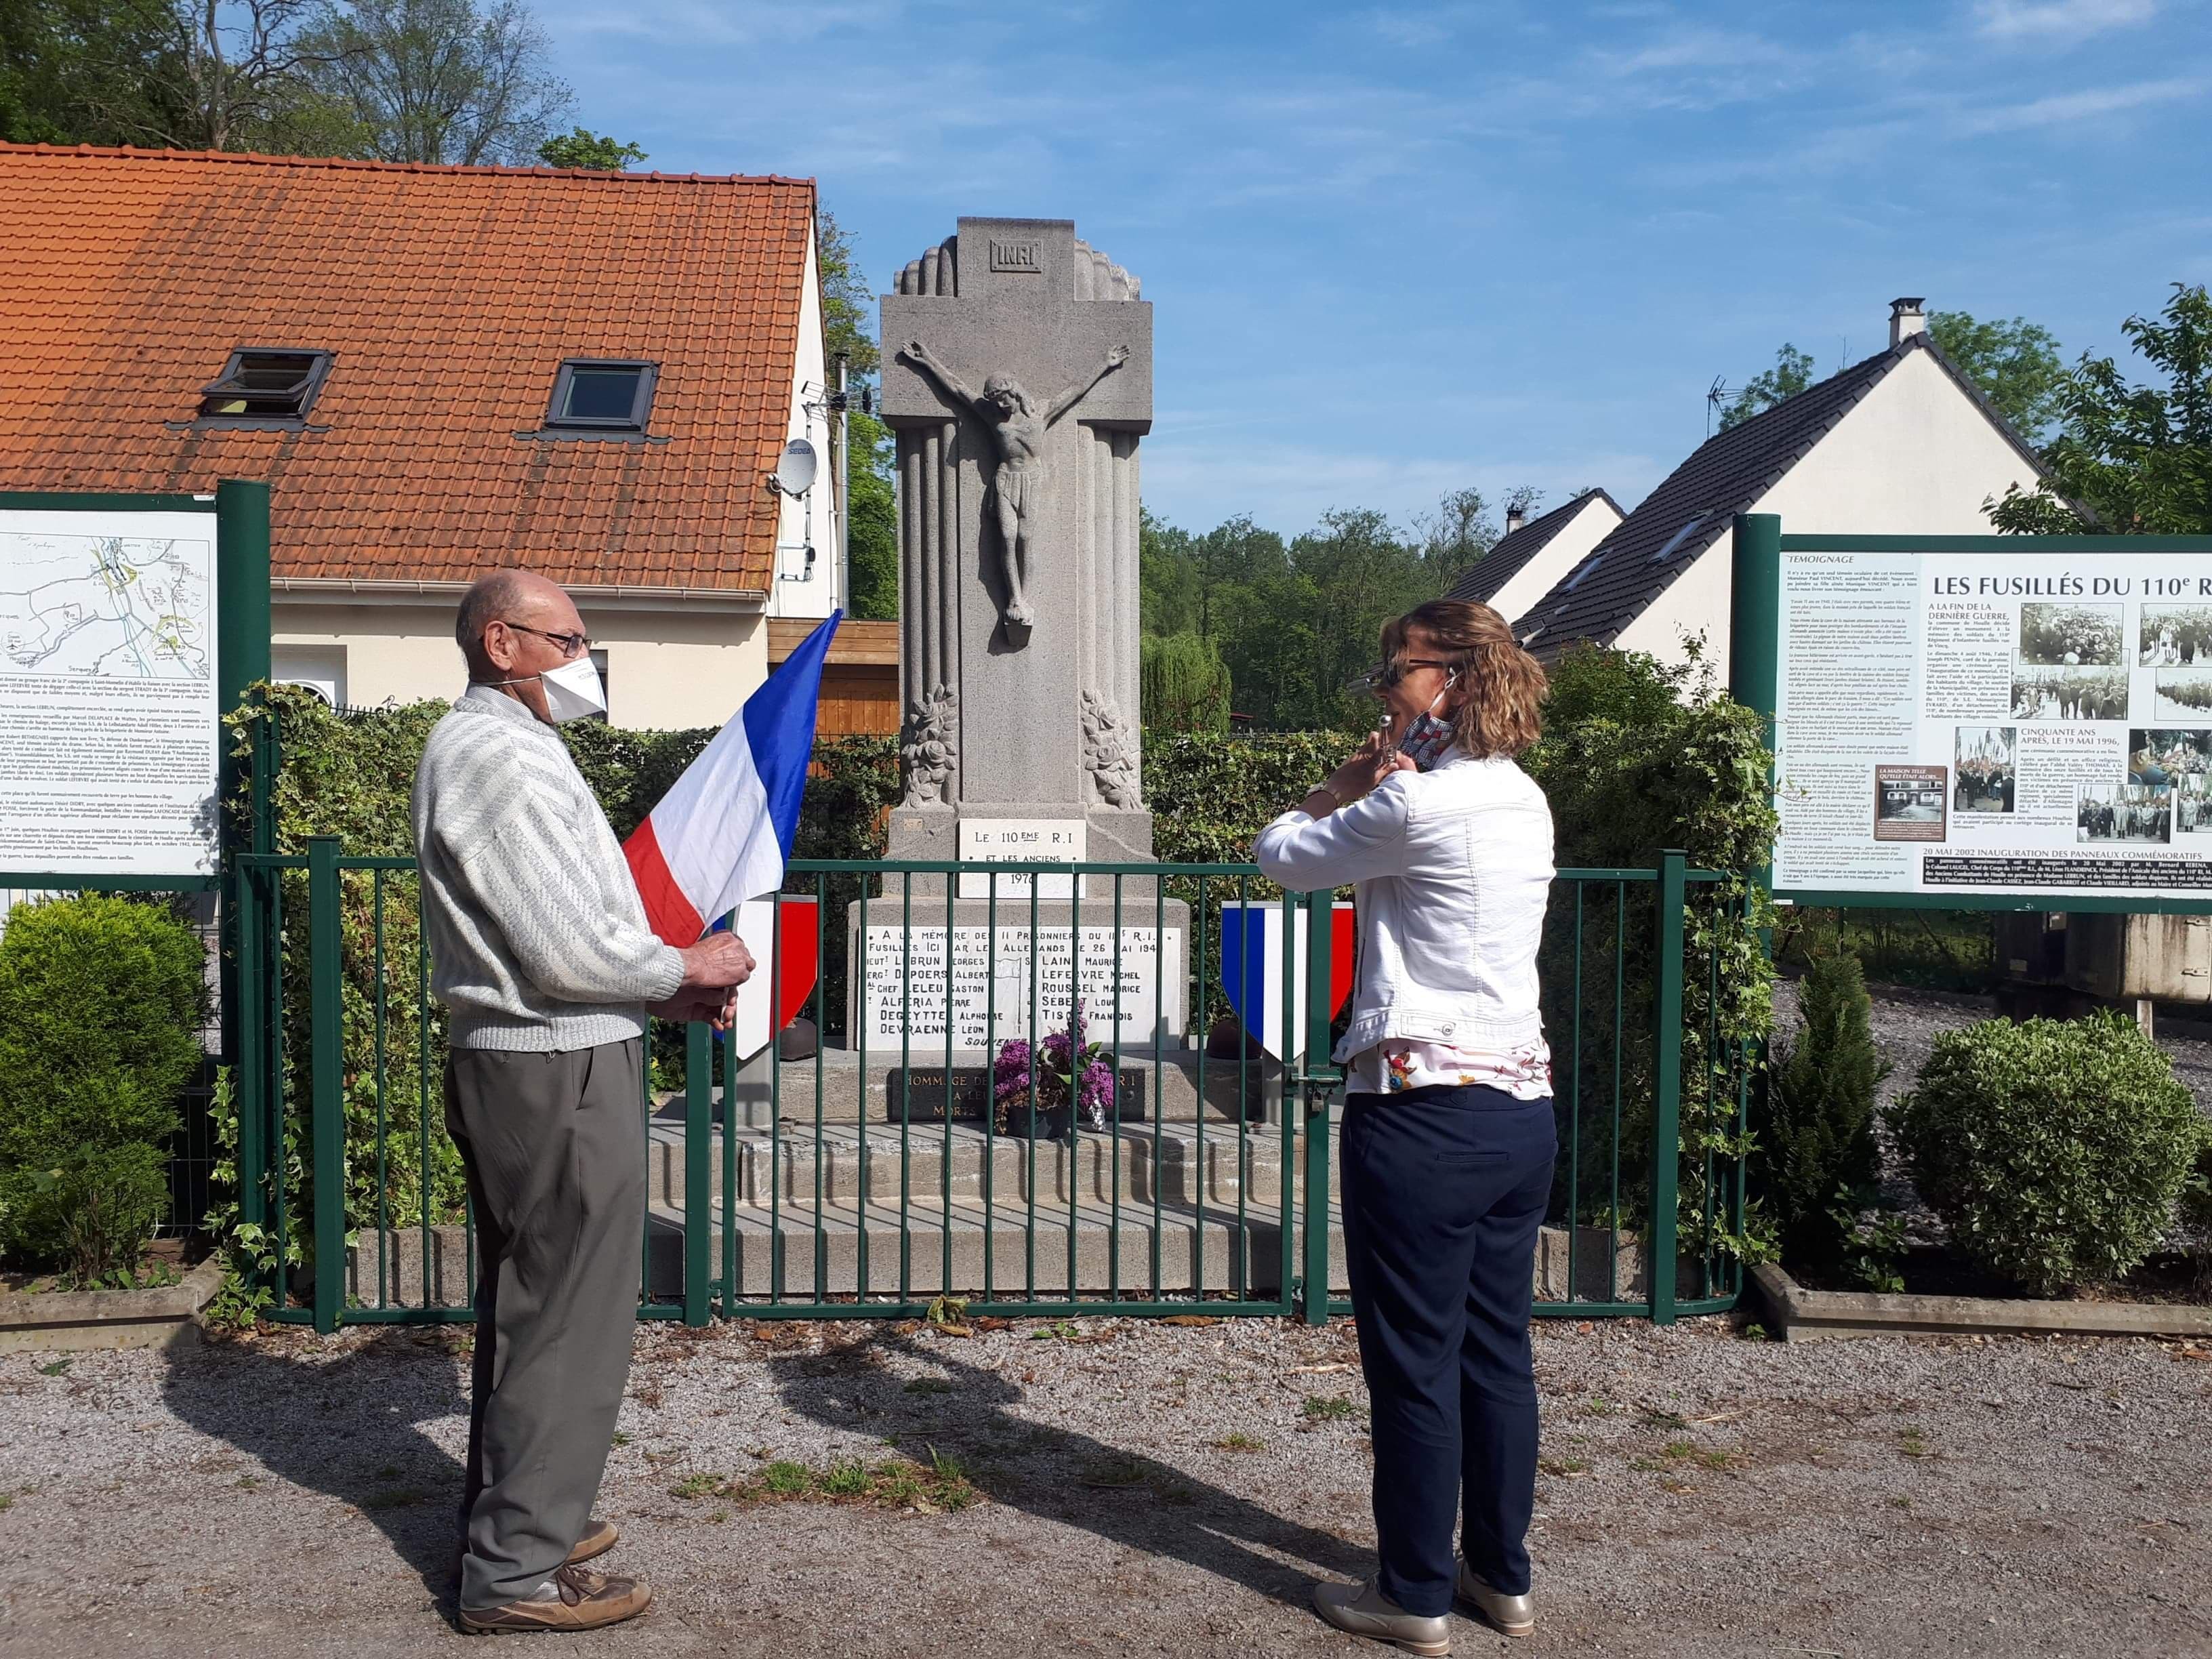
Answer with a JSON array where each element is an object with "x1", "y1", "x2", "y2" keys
[{"x1": 1345, "y1": 1036, "x2": 1553, "y2": 1100}]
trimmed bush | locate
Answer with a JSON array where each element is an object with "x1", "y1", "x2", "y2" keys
[
  {"x1": 1754, "y1": 953, "x2": 1887, "y2": 1277},
  {"x1": 0, "y1": 895, "x2": 207, "y2": 1279},
  {"x1": 1892, "y1": 1012, "x2": 2202, "y2": 1295}
]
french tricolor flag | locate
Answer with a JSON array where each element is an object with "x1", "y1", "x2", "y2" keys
[{"x1": 623, "y1": 611, "x2": 840, "y2": 946}]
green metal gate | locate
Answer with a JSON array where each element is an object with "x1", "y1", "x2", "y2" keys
[{"x1": 228, "y1": 842, "x2": 1748, "y2": 1332}]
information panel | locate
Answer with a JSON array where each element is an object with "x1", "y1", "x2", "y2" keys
[
  {"x1": 1772, "y1": 544, "x2": 2212, "y2": 904},
  {"x1": 0, "y1": 505, "x2": 222, "y2": 877}
]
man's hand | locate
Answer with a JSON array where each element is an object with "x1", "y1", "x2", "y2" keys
[
  {"x1": 1105, "y1": 344, "x2": 1130, "y2": 369},
  {"x1": 651, "y1": 987, "x2": 739, "y2": 1030},
  {"x1": 903, "y1": 340, "x2": 933, "y2": 366},
  {"x1": 679, "y1": 933, "x2": 756, "y2": 991}
]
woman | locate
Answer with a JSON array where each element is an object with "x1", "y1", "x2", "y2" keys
[{"x1": 1256, "y1": 598, "x2": 1556, "y2": 1654}]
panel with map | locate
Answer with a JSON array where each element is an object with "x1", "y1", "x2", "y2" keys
[
  {"x1": 0, "y1": 507, "x2": 222, "y2": 878},
  {"x1": 0, "y1": 531, "x2": 213, "y2": 680}
]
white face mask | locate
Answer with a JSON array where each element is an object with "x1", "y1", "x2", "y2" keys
[{"x1": 499, "y1": 655, "x2": 605, "y2": 723}]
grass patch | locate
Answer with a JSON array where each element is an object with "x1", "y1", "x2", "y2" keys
[
  {"x1": 610, "y1": 1431, "x2": 632, "y2": 1448},
  {"x1": 666, "y1": 1453, "x2": 979, "y2": 1513},
  {"x1": 1300, "y1": 1395, "x2": 1364, "y2": 1423},
  {"x1": 1216, "y1": 1432, "x2": 1266, "y2": 1452},
  {"x1": 35, "y1": 1359, "x2": 69, "y2": 1378},
  {"x1": 1080, "y1": 1456, "x2": 1148, "y2": 1488},
  {"x1": 361, "y1": 1486, "x2": 429, "y2": 1511},
  {"x1": 903, "y1": 1378, "x2": 954, "y2": 1396},
  {"x1": 0, "y1": 1493, "x2": 12, "y2": 1513},
  {"x1": 1899, "y1": 1428, "x2": 1935, "y2": 1460},
  {"x1": 1539, "y1": 1456, "x2": 1590, "y2": 1477},
  {"x1": 1028, "y1": 1321, "x2": 1080, "y2": 1342},
  {"x1": 1586, "y1": 1395, "x2": 1616, "y2": 1416}
]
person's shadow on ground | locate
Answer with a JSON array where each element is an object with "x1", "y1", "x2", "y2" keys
[
  {"x1": 161, "y1": 1331, "x2": 466, "y2": 1603},
  {"x1": 769, "y1": 1330, "x2": 1370, "y2": 1610}
]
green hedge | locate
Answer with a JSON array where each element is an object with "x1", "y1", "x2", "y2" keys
[{"x1": 0, "y1": 895, "x2": 208, "y2": 1282}]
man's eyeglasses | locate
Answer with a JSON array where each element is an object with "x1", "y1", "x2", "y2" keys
[
  {"x1": 1344, "y1": 656, "x2": 1452, "y2": 694},
  {"x1": 500, "y1": 621, "x2": 592, "y2": 659}
]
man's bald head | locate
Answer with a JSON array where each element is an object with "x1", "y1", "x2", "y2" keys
[{"x1": 456, "y1": 569, "x2": 575, "y2": 679}]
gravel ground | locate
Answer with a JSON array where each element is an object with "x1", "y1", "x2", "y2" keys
[{"x1": 3, "y1": 1314, "x2": 2210, "y2": 1659}]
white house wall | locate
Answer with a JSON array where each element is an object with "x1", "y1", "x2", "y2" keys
[
  {"x1": 1492, "y1": 497, "x2": 1623, "y2": 628},
  {"x1": 272, "y1": 599, "x2": 766, "y2": 731},
  {"x1": 767, "y1": 219, "x2": 841, "y2": 619},
  {"x1": 1618, "y1": 349, "x2": 2043, "y2": 670}
]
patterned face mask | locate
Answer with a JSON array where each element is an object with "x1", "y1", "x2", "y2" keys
[{"x1": 1393, "y1": 676, "x2": 1458, "y2": 771}]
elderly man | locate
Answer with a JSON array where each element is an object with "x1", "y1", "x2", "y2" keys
[{"x1": 413, "y1": 569, "x2": 755, "y2": 1633}]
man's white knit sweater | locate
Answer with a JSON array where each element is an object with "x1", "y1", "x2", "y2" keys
[{"x1": 413, "y1": 685, "x2": 684, "y2": 1052}]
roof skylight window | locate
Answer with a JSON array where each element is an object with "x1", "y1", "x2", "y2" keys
[
  {"x1": 546, "y1": 359, "x2": 657, "y2": 434},
  {"x1": 198, "y1": 349, "x2": 332, "y2": 424},
  {"x1": 1561, "y1": 552, "x2": 1605, "y2": 593},
  {"x1": 1649, "y1": 516, "x2": 1706, "y2": 564}
]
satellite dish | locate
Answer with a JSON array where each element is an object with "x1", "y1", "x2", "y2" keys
[{"x1": 772, "y1": 438, "x2": 818, "y2": 497}]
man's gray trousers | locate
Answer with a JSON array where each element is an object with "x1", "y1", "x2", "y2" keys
[{"x1": 445, "y1": 1038, "x2": 645, "y2": 1612}]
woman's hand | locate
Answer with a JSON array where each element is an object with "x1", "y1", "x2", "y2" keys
[{"x1": 1305, "y1": 726, "x2": 1415, "y2": 817}]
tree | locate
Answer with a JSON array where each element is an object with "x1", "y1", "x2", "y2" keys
[
  {"x1": 1412, "y1": 485, "x2": 1539, "y2": 589},
  {"x1": 1719, "y1": 344, "x2": 1815, "y2": 432},
  {"x1": 845, "y1": 408, "x2": 897, "y2": 620},
  {"x1": 0, "y1": 0, "x2": 181, "y2": 145},
  {"x1": 1928, "y1": 310, "x2": 2066, "y2": 444},
  {"x1": 1988, "y1": 283, "x2": 2212, "y2": 535},
  {"x1": 808, "y1": 211, "x2": 895, "y2": 618},
  {"x1": 816, "y1": 210, "x2": 879, "y2": 380},
  {"x1": 1141, "y1": 632, "x2": 1230, "y2": 732},
  {"x1": 293, "y1": 0, "x2": 572, "y2": 165},
  {"x1": 537, "y1": 125, "x2": 642, "y2": 169}
]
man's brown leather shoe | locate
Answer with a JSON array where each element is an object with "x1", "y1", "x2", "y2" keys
[
  {"x1": 459, "y1": 1565, "x2": 651, "y2": 1634},
  {"x1": 448, "y1": 1518, "x2": 620, "y2": 1589},
  {"x1": 567, "y1": 1517, "x2": 619, "y2": 1566}
]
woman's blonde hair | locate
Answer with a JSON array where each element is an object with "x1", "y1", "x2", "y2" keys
[{"x1": 1380, "y1": 598, "x2": 1547, "y2": 758}]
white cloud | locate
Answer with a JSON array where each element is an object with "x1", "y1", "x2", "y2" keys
[
  {"x1": 1957, "y1": 75, "x2": 2202, "y2": 131},
  {"x1": 1973, "y1": 0, "x2": 2159, "y2": 42}
]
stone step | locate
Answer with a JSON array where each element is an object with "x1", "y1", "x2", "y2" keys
[
  {"x1": 654, "y1": 1044, "x2": 1282, "y2": 1128},
  {"x1": 341, "y1": 1214, "x2": 1693, "y2": 1311},
  {"x1": 645, "y1": 1121, "x2": 1301, "y2": 1208},
  {"x1": 643, "y1": 1197, "x2": 1325, "y2": 1302}
]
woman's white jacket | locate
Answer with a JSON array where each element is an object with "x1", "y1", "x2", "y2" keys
[{"x1": 1254, "y1": 749, "x2": 1554, "y2": 1064}]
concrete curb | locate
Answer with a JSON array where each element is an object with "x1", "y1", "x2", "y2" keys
[
  {"x1": 0, "y1": 1256, "x2": 227, "y2": 1355},
  {"x1": 1749, "y1": 1261, "x2": 2212, "y2": 1343}
]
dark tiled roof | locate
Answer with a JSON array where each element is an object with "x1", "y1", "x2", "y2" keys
[
  {"x1": 1444, "y1": 489, "x2": 1621, "y2": 605},
  {"x1": 0, "y1": 144, "x2": 816, "y2": 592},
  {"x1": 1515, "y1": 334, "x2": 1984, "y2": 656}
]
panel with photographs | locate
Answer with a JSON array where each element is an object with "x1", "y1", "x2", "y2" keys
[
  {"x1": 2076, "y1": 782, "x2": 2171, "y2": 845},
  {"x1": 2128, "y1": 729, "x2": 2212, "y2": 785},
  {"x1": 2179, "y1": 775, "x2": 2212, "y2": 836},
  {"x1": 1953, "y1": 725, "x2": 2014, "y2": 813},
  {"x1": 2139, "y1": 605, "x2": 2212, "y2": 668},
  {"x1": 2010, "y1": 665, "x2": 2128, "y2": 722},
  {"x1": 2019, "y1": 602, "x2": 2123, "y2": 667},
  {"x1": 2154, "y1": 668, "x2": 2212, "y2": 722}
]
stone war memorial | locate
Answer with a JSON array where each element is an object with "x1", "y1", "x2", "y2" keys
[{"x1": 853, "y1": 216, "x2": 1209, "y2": 1132}]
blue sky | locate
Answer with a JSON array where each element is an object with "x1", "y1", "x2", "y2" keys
[{"x1": 534, "y1": 0, "x2": 2210, "y2": 537}]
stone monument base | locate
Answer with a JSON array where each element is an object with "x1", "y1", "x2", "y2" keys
[{"x1": 845, "y1": 895, "x2": 1190, "y2": 1063}]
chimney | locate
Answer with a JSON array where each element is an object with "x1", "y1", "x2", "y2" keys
[
  {"x1": 1504, "y1": 505, "x2": 1526, "y2": 536},
  {"x1": 1889, "y1": 295, "x2": 1927, "y2": 347}
]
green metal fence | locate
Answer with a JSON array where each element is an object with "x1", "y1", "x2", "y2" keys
[{"x1": 227, "y1": 845, "x2": 1748, "y2": 1333}]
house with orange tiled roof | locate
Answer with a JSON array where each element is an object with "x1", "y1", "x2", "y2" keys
[{"x1": 0, "y1": 142, "x2": 856, "y2": 729}]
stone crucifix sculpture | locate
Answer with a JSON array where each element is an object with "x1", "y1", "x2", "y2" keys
[{"x1": 897, "y1": 338, "x2": 1130, "y2": 631}]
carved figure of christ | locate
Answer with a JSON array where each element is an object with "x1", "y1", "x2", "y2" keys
[{"x1": 899, "y1": 339, "x2": 1129, "y2": 629}]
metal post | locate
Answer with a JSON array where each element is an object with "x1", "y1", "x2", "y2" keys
[
  {"x1": 1647, "y1": 852, "x2": 1687, "y2": 1326},
  {"x1": 308, "y1": 836, "x2": 345, "y2": 1334},
  {"x1": 1300, "y1": 890, "x2": 1334, "y2": 1326},
  {"x1": 1729, "y1": 512, "x2": 1781, "y2": 901},
  {"x1": 834, "y1": 353, "x2": 852, "y2": 612},
  {"x1": 684, "y1": 1019, "x2": 713, "y2": 1326},
  {"x1": 216, "y1": 481, "x2": 273, "y2": 1257}
]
